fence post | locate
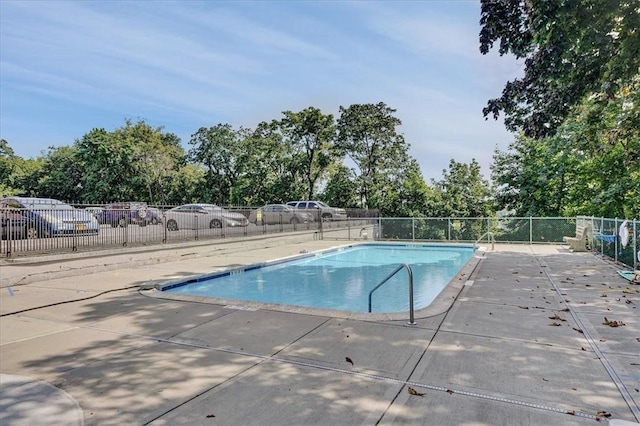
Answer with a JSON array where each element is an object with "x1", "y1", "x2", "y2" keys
[
  {"x1": 600, "y1": 217, "x2": 604, "y2": 255},
  {"x1": 412, "y1": 217, "x2": 415, "y2": 242},
  {"x1": 529, "y1": 217, "x2": 533, "y2": 244},
  {"x1": 634, "y1": 219, "x2": 638, "y2": 271},
  {"x1": 614, "y1": 218, "x2": 618, "y2": 263}
]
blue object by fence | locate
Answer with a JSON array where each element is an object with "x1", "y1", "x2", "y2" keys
[{"x1": 596, "y1": 234, "x2": 617, "y2": 243}]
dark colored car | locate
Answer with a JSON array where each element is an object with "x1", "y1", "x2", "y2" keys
[
  {"x1": 146, "y1": 207, "x2": 163, "y2": 225},
  {"x1": 85, "y1": 207, "x2": 107, "y2": 224},
  {"x1": 1, "y1": 208, "x2": 29, "y2": 240},
  {"x1": 104, "y1": 202, "x2": 151, "y2": 227},
  {"x1": 0, "y1": 197, "x2": 100, "y2": 238}
]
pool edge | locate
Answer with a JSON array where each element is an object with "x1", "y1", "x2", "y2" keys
[{"x1": 142, "y1": 242, "x2": 486, "y2": 322}]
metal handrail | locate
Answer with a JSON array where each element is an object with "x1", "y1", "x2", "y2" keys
[
  {"x1": 368, "y1": 263, "x2": 416, "y2": 325},
  {"x1": 474, "y1": 231, "x2": 495, "y2": 250}
]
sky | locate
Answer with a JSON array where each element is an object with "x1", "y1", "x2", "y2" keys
[{"x1": 0, "y1": 0, "x2": 522, "y2": 182}]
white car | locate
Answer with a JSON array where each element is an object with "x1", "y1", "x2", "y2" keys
[{"x1": 164, "y1": 204, "x2": 248, "y2": 231}]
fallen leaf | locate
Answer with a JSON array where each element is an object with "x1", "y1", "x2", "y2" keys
[
  {"x1": 518, "y1": 306, "x2": 529, "y2": 309},
  {"x1": 206, "y1": 413, "x2": 216, "y2": 418},
  {"x1": 603, "y1": 317, "x2": 625, "y2": 327},
  {"x1": 549, "y1": 322, "x2": 562, "y2": 326},
  {"x1": 446, "y1": 389, "x2": 454, "y2": 394},
  {"x1": 567, "y1": 410, "x2": 575, "y2": 415},
  {"x1": 548, "y1": 314, "x2": 566, "y2": 321},
  {"x1": 542, "y1": 377, "x2": 549, "y2": 382},
  {"x1": 408, "y1": 387, "x2": 425, "y2": 396},
  {"x1": 345, "y1": 357, "x2": 354, "y2": 365},
  {"x1": 595, "y1": 410, "x2": 611, "y2": 419},
  {"x1": 573, "y1": 328, "x2": 584, "y2": 334}
]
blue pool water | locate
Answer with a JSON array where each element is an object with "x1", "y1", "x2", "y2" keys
[{"x1": 163, "y1": 243, "x2": 475, "y2": 313}]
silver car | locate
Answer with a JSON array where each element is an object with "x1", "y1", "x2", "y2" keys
[
  {"x1": 248, "y1": 204, "x2": 315, "y2": 225},
  {"x1": 164, "y1": 204, "x2": 248, "y2": 231}
]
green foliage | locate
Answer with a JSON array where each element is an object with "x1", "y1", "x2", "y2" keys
[
  {"x1": 336, "y1": 102, "x2": 414, "y2": 210},
  {"x1": 321, "y1": 164, "x2": 359, "y2": 208},
  {"x1": 481, "y1": 0, "x2": 640, "y2": 138},
  {"x1": 432, "y1": 159, "x2": 492, "y2": 217},
  {"x1": 278, "y1": 107, "x2": 337, "y2": 200},
  {"x1": 75, "y1": 119, "x2": 186, "y2": 204},
  {"x1": 492, "y1": 76, "x2": 639, "y2": 218},
  {"x1": 37, "y1": 146, "x2": 84, "y2": 201}
]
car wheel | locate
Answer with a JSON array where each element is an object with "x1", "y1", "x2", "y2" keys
[
  {"x1": 290, "y1": 217, "x2": 300, "y2": 225},
  {"x1": 26, "y1": 225, "x2": 39, "y2": 239},
  {"x1": 151, "y1": 217, "x2": 159, "y2": 225},
  {"x1": 209, "y1": 219, "x2": 222, "y2": 228},
  {"x1": 166, "y1": 219, "x2": 178, "y2": 231}
]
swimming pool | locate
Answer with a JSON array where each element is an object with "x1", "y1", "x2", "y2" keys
[{"x1": 161, "y1": 243, "x2": 476, "y2": 314}]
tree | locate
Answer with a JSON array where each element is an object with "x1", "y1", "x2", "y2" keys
[
  {"x1": 321, "y1": 164, "x2": 359, "y2": 209},
  {"x1": 189, "y1": 124, "x2": 251, "y2": 205},
  {"x1": 433, "y1": 159, "x2": 492, "y2": 218},
  {"x1": 480, "y1": 0, "x2": 640, "y2": 138},
  {"x1": 37, "y1": 146, "x2": 84, "y2": 202},
  {"x1": 336, "y1": 102, "x2": 410, "y2": 209},
  {"x1": 243, "y1": 120, "x2": 307, "y2": 204},
  {"x1": 75, "y1": 119, "x2": 185, "y2": 203},
  {"x1": 277, "y1": 107, "x2": 337, "y2": 200},
  {"x1": 0, "y1": 139, "x2": 18, "y2": 197}
]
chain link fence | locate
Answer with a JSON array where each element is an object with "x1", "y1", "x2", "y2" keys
[{"x1": 2, "y1": 207, "x2": 638, "y2": 271}]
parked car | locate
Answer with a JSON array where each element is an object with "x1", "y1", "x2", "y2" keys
[
  {"x1": 248, "y1": 204, "x2": 315, "y2": 225},
  {"x1": 146, "y1": 207, "x2": 163, "y2": 225},
  {"x1": 0, "y1": 197, "x2": 100, "y2": 238},
  {"x1": 1, "y1": 208, "x2": 29, "y2": 240},
  {"x1": 286, "y1": 200, "x2": 347, "y2": 221},
  {"x1": 85, "y1": 207, "x2": 106, "y2": 224},
  {"x1": 164, "y1": 204, "x2": 249, "y2": 231},
  {"x1": 103, "y1": 202, "x2": 150, "y2": 227}
]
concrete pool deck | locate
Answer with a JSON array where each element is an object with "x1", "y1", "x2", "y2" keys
[{"x1": 0, "y1": 235, "x2": 639, "y2": 425}]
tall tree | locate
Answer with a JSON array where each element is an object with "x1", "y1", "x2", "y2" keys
[
  {"x1": 189, "y1": 124, "x2": 254, "y2": 205},
  {"x1": 480, "y1": 0, "x2": 640, "y2": 138},
  {"x1": 336, "y1": 102, "x2": 410, "y2": 209},
  {"x1": 321, "y1": 164, "x2": 359, "y2": 209},
  {"x1": 76, "y1": 119, "x2": 185, "y2": 203},
  {"x1": 37, "y1": 146, "x2": 84, "y2": 202},
  {"x1": 433, "y1": 159, "x2": 492, "y2": 217},
  {"x1": 277, "y1": 107, "x2": 337, "y2": 200}
]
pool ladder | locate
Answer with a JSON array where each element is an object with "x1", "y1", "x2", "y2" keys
[{"x1": 368, "y1": 263, "x2": 416, "y2": 325}]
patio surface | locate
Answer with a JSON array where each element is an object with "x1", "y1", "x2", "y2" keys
[{"x1": 0, "y1": 234, "x2": 639, "y2": 425}]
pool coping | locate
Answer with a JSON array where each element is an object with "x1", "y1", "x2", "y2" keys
[{"x1": 143, "y1": 242, "x2": 486, "y2": 322}]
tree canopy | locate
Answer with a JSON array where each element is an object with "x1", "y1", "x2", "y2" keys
[{"x1": 480, "y1": 0, "x2": 640, "y2": 138}]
